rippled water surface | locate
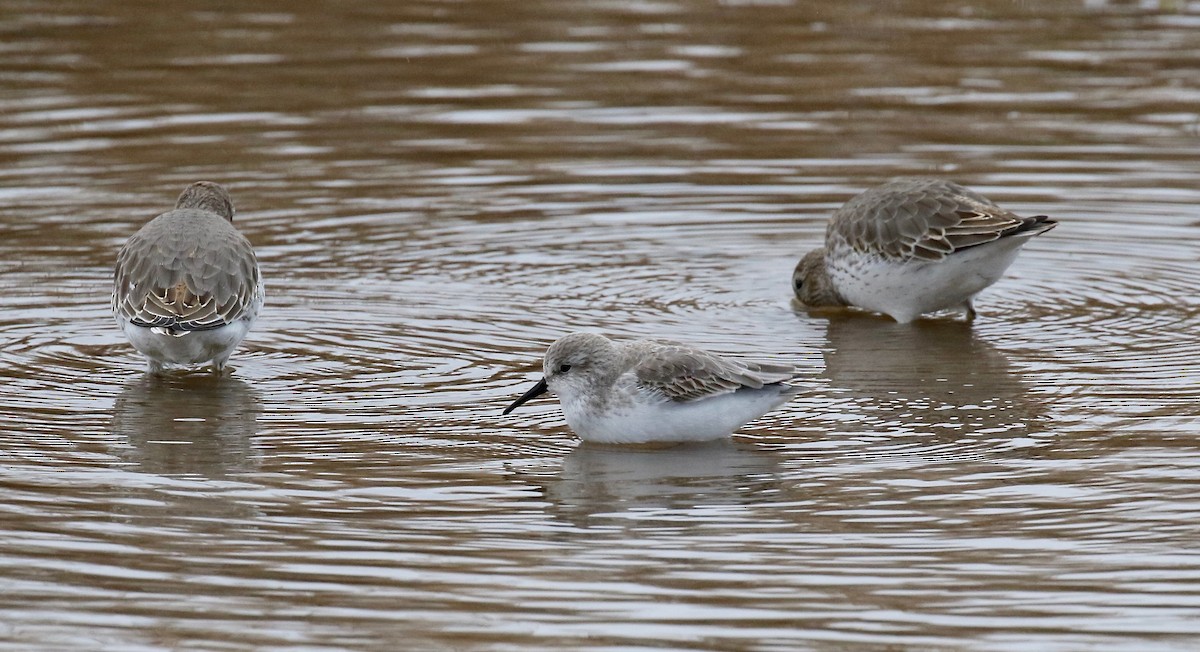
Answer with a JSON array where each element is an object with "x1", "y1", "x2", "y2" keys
[{"x1": 2, "y1": 0, "x2": 1200, "y2": 649}]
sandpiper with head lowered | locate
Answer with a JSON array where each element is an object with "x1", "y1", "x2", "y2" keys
[
  {"x1": 502, "y1": 332, "x2": 800, "y2": 444},
  {"x1": 112, "y1": 181, "x2": 264, "y2": 373},
  {"x1": 793, "y1": 178, "x2": 1056, "y2": 323}
]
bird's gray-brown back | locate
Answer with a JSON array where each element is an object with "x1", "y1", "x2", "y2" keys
[
  {"x1": 113, "y1": 208, "x2": 259, "y2": 331},
  {"x1": 627, "y1": 340, "x2": 797, "y2": 402},
  {"x1": 827, "y1": 178, "x2": 1054, "y2": 262}
]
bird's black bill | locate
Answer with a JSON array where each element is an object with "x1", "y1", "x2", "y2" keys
[{"x1": 502, "y1": 377, "x2": 548, "y2": 415}]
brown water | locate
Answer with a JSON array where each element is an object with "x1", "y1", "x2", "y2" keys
[{"x1": 2, "y1": 0, "x2": 1200, "y2": 649}]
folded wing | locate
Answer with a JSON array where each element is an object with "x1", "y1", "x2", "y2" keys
[
  {"x1": 633, "y1": 342, "x2": 797, "y2": 402},
  {"x1": 828, "y1": 178, "x2": 1056, "y2": 262},
  {"x1": 113, "y1": 210, "x2": 260, "y2": 333}
]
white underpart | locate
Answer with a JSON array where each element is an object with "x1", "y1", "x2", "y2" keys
[
  {"x1": 116, "y1": 277, "x2": 264, "y2": 372},
  {"x1": 828, "y1": 234, "x2": 1034, "y2": 323},
  {"x1": 555, "y1": 379, "x2": 796, "y2": 444}
]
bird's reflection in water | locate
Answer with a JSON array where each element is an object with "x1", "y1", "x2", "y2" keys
[
  {"x1": 537, "y1": 440, "x2": 785, "y2": 523},
  {"x1": 111, "y1": 373, "x2": 262, "y2": 479},
  {"x1": 817, "y1": 316, "x2": 1047, "y2": 437}
]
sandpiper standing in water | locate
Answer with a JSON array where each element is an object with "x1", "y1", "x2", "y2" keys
[
  {"x1": 793, "y1": 178, "x2": 1056, "y2": 323},
  {"x1": 503, "y1": 332, "x2": 800, "y2": 444},
  {"x1": 112, "y1": 181, "x2": 264, "y2": 373}
]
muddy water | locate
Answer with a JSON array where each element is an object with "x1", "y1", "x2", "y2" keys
[{"x1": 2, "y1": 0, "x2": 1200, "y2": 649}]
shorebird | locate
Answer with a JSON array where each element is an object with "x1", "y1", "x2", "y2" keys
[
  {"x1": 793, "y1": 178, "x2": 1056, "y2": 322},
  {"x1": 503, "y1": 332, "x2": 800, "y2": 444},
  {"x1": 112, "y1": 181, "x2": 264, "y2": 373}
]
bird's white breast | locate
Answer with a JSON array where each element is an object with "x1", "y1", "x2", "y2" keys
[
  {"x1": 560, "y1": 382, "x2": 793, "y2": 444},
  {"x1": 828, "y1": 238, "x2": 1027, "y2": 323}
]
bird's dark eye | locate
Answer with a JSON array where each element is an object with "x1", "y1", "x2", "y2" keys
[{"x1": 558, "y1": 364, "x2": 572, "y2": 373}]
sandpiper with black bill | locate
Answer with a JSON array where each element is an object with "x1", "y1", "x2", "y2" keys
[{"x1": 503, "y1": 332, "x2": 800, "y2": 444}]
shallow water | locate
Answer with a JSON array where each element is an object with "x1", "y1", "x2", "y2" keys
[{"x1": 2, "y1": 0, "x2": 1200, "y2": 649}]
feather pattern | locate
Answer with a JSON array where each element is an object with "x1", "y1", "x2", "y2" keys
[
  {"x1": 826, "y1": 178, "x2": 1055, "y2": 263},
  {"x1": 629, "y1": 340, "x2": 797, "y2": 402},
  {"x1": 113, "y1": 208, "x2": 260, "y2": 333}
]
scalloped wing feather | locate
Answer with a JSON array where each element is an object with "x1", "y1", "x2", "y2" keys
[
  {"x1": 632, "y1": 342, "x2": 796, "y2": 403},
  {"x1": 828, "y1": 178, "x2": 1048, "y2": 263},
  {"x1": 113, "y1": 209, "x2": 260, "y2": 332}
]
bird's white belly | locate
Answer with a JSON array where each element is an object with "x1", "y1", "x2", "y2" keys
[
  {"x1": 120, "y1": 319, "x2": 252, "y2": 366},
  {"x1": 116, "y1": 278, "x2": 263, "y2": 370},
  {"x1": 565, "y1": 388, "x2": 792, "y2": 444},
  {"x1": 829, "y1": 240, "x2": 1024, "y2": 323}
]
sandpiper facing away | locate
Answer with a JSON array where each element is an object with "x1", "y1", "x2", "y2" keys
[
  {"x1": 112, "y1": 182, "x2": 264, "y2": 373},
  {"x1": 793, "y1": 178, "x2": 1056, "y2": 323},
  {"x1": 503, "y1": 332, "x2": 800, "y2": 444}
]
